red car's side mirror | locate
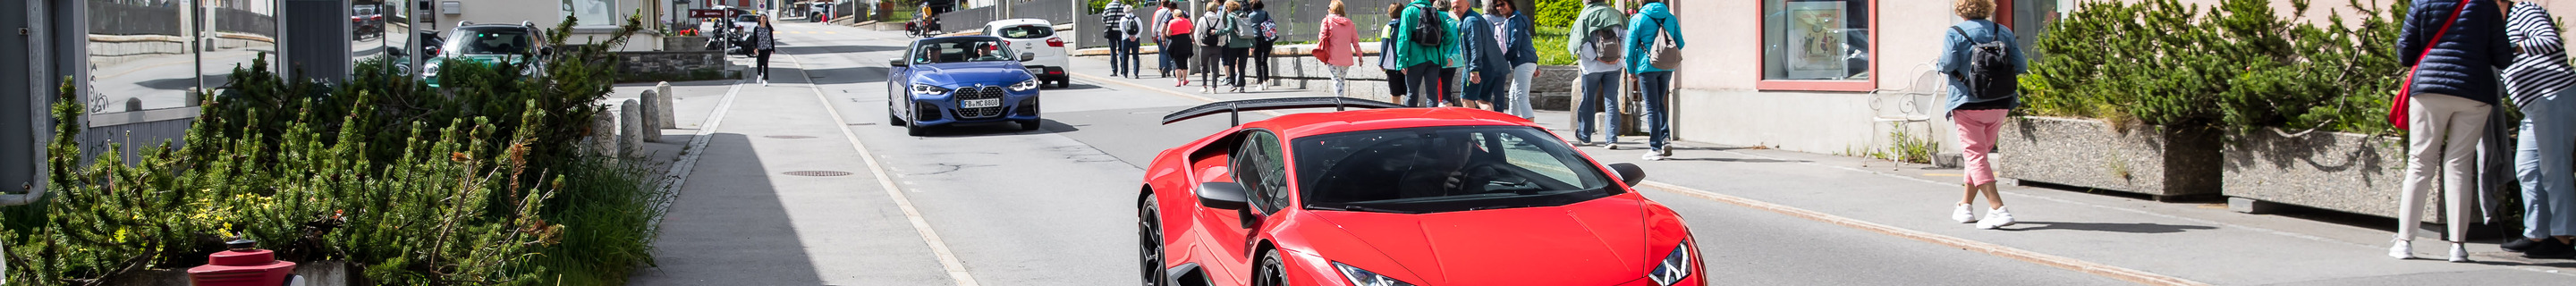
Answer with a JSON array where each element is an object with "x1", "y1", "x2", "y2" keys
[
  {"x1": 1196, "y1": 182, "x2": 1250, "y2": 210},
  {"x1": 1609, "y1": 163, "x2": 1647, "y2": 187}
]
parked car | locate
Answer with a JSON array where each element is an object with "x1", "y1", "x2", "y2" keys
[
  {"x1": 1138, "y1": 99, "x2": 1704, "y2": 286},
  {"x1": 425, "y1": 22, "x2": 552, "y2": 88},
  {"x1": 352, "y1": 4, "x2": 384, "y2": 38},
  {"x1": 886, "y1": 36, "x2": 1045, "y2": 136},
  {"x1": 983, "y1": 19, "x2": 1069, "y2": 88}
]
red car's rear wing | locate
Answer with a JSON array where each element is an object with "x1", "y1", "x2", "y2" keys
[{"x1": 1160, "y1": 97, "x2": 1408, "y2": 125}]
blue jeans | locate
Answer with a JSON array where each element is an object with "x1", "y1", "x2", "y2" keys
[
  {"x1": 1639, "y1": 71, "x2": 1673, "y2": 151},
  {"x1": 1157, "y1": 40, "x2": 1174, "y2": 76},
  {"x1": 2518, "y1": 87, "x2": 2576, "y2": 239},
  {"x1": 1575, "y1": 72, "x2": 1622, "y2": 144},
  {"x1": 1110, "y1": 38, "x2": 1140, "y2": 76}
]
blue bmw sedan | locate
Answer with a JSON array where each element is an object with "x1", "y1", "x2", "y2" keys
[{"x1": 887, "y1": 36, "x2": 1044, "y2": 136}]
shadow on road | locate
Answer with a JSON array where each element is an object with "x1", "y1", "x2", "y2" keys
[
  {"x1": 2003, "y1": 221, "x2": 2218, "y2": 234},
  {"x1": 626, "y1": 133, "x2": 829, "y2": 285},
  {"x1": 803, "y1": 66, "x2": 891, "y2": 85},
  {"x1": 907, "y1": 118, "x2": 1080, "y2": 138},
  {"x1": 780, "y1": 45, "x2": 907, "y2": 55}
]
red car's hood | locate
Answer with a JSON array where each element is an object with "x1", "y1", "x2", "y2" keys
[{"x1": 1298, "y1": 196, "x2": 1661, "y2": 285}]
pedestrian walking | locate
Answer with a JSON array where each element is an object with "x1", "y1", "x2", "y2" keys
[
  {"x1": 1383, "y1": 4, "x2": 1411, "y2": 105},
  {"x1": 1624, "y1": 0, "x2": 1683, "y2": 160},
  {"x1": 1496, "y1": 0, "x2": 1539, "y2": 119},
  {"x1": 1199, "y1": 2, "x2": 1227, "y2": 93},
  {"x1": 2391, "y1": 0, "x2": 2512, "y2": 262},
  {"x1": 1167, "y1": 11, "x2": 1197, "y2": 87},
  {"x1": 1316, "y1": 0, "x2": 1363, "y2": 98},
  {"x1": 2501, "y1": 0, "x2": 2576, "y2": 259},
  {"x1": 1394, "y1": 0, "x2": 1455, "y2": 107},
  {"x1": 1438, "y1": 0, "x2": 1466, "y2": 107},
  {"x1": 1154, "y1": 1, "x2": 1177, "y2": 78},
  {"x1": 1224, "y1": 1, "x2": 1258, "y2": 93},
  {"x1": 755, "y1": 16, "x2": 778, "y2": 87},
  {"x1": 1248, "y1": 0, "x2": 1279, "y2": 90},
  {"x1": 1457, "y1": 0, "x2": 1505, "y2": 111},
  {"x1": 1103, "y1": 0, "x2": 1140, "y2": 78},
  {"x1": 1569, "y1": 0, "x2": 1625, "y2": 147},
  {"x1": 1938, "y1": 0, "x2": 2026, "y2": 230}
]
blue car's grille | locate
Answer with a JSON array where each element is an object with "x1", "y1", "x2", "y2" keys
[{"x1": 955, "y1": 86, "x2": 1007, "y2": 119}]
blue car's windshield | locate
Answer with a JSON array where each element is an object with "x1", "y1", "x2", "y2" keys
[{"x1": 913, "y1": 39, "x2": 1019, "y2": 64}]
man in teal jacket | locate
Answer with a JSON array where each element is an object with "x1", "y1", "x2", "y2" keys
[
  {"x1": 1392, "y1": 0, "x2": 1454, "y2": 106},
  {"x1": 1623, "y1": 0, "x2": 1682, "y2": 159}
]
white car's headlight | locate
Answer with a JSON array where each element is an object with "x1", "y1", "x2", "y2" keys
[
  {"x1": 1648, "y1": 243, "x2": 1694, "y2": 286},
  {"x1": 1333, "y1": 262, "x2": 1418, "y2": 286},
  {"x1": 911, "y1": 84, "x2": 953, "y2": 96},
  {"x1": 1009, "y1": 79, "x2": 1040, "y2": 91},
  {"x1": 423, "y1": 61, "x2": 443, "y2": 77}
]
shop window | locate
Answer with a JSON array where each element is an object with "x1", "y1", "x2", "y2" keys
[{"x1": 1758, "y1": 0, "x2": 1875, "y2": 91}]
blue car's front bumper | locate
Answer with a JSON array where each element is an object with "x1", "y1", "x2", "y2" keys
[{"x1": 910, "y1": 86, "x2": 1039, "y2": 126}]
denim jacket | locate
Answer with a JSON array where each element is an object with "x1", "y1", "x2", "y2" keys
[{"x1": 1936, "y1": 20, "x2": 2026, "y2": 114}]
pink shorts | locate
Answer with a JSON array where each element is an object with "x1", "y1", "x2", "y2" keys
[{"x1": 1953, "y1": 109, "x2": 2010, "y2": 186}]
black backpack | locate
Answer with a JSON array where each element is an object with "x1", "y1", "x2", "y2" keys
[
  {"x1": 1588, "y1": 27, "x2": 1623, "y2": 63},
  {"x1": 1951, "y1": 23, "x2": 2016, "y2": 101},
  {"x1": 1407, "y1": 4, "x2": 1444, "y2": 46}
]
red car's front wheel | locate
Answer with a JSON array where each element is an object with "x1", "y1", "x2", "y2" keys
[
  {"x1": 1139, "y1": 194, "x2": 1165, "y2": 286},
  {"x1": 1254, "y1": 251, "x2": 1287, "y2": 286}
]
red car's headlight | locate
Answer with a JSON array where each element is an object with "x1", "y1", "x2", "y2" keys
[
  {"x1": 1647, "y1": 243, "x2": 1694, "y2": 286},
  {"x1": 1332, "y1": 262, "x2": 1418, "y2": 286}
]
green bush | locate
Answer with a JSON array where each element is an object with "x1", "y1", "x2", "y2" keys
[
  {"x1": 2021, "y1": 0, "x2": 2400, "y2": 134},
  {"x1": 1535, "y1": 0, "x2": 1582, "y2": 29},
  {"x1": 2, "y1": 14, "x2": 669, "y2": 285}
]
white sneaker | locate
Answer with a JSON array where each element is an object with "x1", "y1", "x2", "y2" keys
[
  {"x1": 1976, "y1": 207, "x2": 2016, "y2": 230},
  {"x1": 1641, "y1": 152, "x2": 1665, "y2": 161},
  {"x1": 1953, "y1": 204, "x2": 1979, "y2": 223},
  {"x1": 2448, "y1": 242, "x2": 2470, "y2": 262},
  {"x1": 2388, "y1": 238, "x2": 2414, "y2": 259}
]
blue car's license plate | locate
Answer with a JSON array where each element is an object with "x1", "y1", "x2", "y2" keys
[{"x1": 962, "y1": 98, "x2": 1002, "y2": 108}]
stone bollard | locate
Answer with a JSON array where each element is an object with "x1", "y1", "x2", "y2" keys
[
  {"x1": 619, "y1": 99, "x2": 645, "y2": 156},
  {"x1": 589, "y1": 108, "x2": 620, "y2": 156},
  {"x1": 657, "y1": 81, "x2": 676, "y2": 127},
  {"x1": 639, "y1": 90, "x2": 666, "y2": 142}
]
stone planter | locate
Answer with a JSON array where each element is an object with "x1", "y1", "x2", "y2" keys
[
  {"x1": 2220, "y1": 129, "x2": 2440, "y2": 222},
  {"x1": 1996, "y1": 116, "x2": 2224, "y2": 200}
]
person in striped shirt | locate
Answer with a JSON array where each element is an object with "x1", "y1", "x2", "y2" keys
[{"x1": 2503, "y1": 0, "x2": 2576, "y2": 259}]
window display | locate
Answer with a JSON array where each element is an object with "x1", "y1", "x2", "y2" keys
[{"x1": 1763, "y1": 0, "x2": 1871, "y2": 81}]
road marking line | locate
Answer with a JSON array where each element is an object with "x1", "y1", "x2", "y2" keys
[
  {"x1": 784, "y1": 52, "x2": 983, "y2": 286},
  {"x1": 1633, "y1": 181, "x2": 2210, "y2": 286},
  {"x1": 646, "y1": 77, "x2": 748, "y2": 230},
  {"x1": 1088, "y1": 66, "x2": 2208, "y2": 284}
]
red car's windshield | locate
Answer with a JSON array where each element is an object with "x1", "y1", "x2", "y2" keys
[{"x1": 1292, "y1": 126, "x2": 1616, "y2": 214}]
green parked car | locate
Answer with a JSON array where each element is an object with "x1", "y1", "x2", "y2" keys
[{"x1": 426, "y1": 21, "x2": 553, "y2": 88}]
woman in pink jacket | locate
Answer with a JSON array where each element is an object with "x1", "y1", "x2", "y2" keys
[{"x1": 1313, "y1": 1, "x2": 1363, "y2": 98}]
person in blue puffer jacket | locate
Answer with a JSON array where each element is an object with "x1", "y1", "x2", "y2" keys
[
  {"x1": 1623, "y1": 0, "x2": 1682, "y2": 160},
  {"x1": 2390, "y1": 0, "x2": 2514, "y2": 263}
]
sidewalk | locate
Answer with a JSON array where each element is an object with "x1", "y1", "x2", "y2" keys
[{"x1": 1054, "y1": 55, "x2": 2576, "y2": 284}]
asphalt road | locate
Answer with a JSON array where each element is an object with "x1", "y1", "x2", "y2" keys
[{"x1": 607, "y1": 21, "x2": 2150, "y2": 286}]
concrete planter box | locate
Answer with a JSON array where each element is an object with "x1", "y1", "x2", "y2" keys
[
  {"x1": 1996, "y1": 116, "x2": 2223, "y2": 200},
  {"x1": 2221, "y1": 129, "x2": 2437, "y2": 222}
]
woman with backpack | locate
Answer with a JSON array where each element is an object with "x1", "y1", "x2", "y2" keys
[
  {"x1": 1199, "y1": 2, "x2": 1227, "y2": 93},
  {"x1": 1382, "y1": 4, "x2": 1411, "y2": 105},
  {"x1": 1165, "y1": 10, "x2": 1197, "y2": 87},
  {"x1": 1248, "y1": 0, "x2": 1278, "y2": 90},
  {"x1": 1938, "y1": 0, "x2": 2026, "y2": 231},
  {"x1": 1315, "y1": 0, "x2": 1362, "y2": 98},
  {"x1": 1224, "y1": 1, "x2": 1258, "y2": 93},
  {"x1": 1623, "y1": 0, "x2": 1682, "y2": 161}
]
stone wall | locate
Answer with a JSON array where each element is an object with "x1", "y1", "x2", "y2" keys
[
  {"x1": 2222, "y1": 129, "x2": 2432, "y2": 222},
  {"x1": 613, "y1": 51, "x2": 736, "y2": 83},
  {"x1": 1996, "y1": 116, "x2": 2224, "y2": 200}
]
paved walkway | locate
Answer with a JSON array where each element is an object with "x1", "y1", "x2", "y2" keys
[{"x1": 1059, "y1": 55, "x2": 2576, "y2": 285}]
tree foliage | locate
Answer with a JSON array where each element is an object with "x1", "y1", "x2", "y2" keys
[{"x1": 2021, "y1": 0, "x2": 2402, "y2": 134}]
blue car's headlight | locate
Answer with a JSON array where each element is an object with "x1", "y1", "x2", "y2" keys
[
  {"x1": 1648, "y1": 243, "x2": 1694, "y2": 286},
  {"x1": 1009, "y1": 79, "x2": 1040, "y2": 91},
  {"x1": 1333, "y1": 262, "x2": 1417, "y2": 286},
  {"x1": 911, "y1": 84, "x2": 952, "y2": 96}
]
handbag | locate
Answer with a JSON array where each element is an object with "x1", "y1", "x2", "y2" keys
[
  {"x1": 1646, "y1": 17, "x2": 1682, "y2": 70},
  {"x1": 2391, "y1": 0, "x2": 2477, "y2": 130}
]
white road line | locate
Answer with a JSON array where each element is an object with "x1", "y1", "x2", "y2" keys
[
  {"x1": 648, "y1": 78, "x2": 748, "y2": 230},
  {"x1": 1635, "y1": 181, "x2": 2210, "y2": 286},
  {"x1": 784, "y1": 52, "x2": 984, "y2": 286}
]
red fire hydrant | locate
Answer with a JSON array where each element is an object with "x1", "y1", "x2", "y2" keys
[{"x1": 188, "y1": 239, "x2": 301, "y2": 286}]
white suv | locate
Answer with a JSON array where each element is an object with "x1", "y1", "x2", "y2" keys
[{"x1": 984, "y1": 19, "x2": 1069, "y2": 88}]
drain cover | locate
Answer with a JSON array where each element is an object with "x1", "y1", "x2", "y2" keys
[
  {"x1": 765, "y1": 135, "x2": 818, "y2": 139},
  {"x1": 784, "y1": 171, "x2": 854, "y2": 176}
]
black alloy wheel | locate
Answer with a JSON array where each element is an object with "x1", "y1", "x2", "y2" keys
[
  {"x1": 1253, "y1": 250, "x2": 1287, "y2": 286},
  {"x1": 888, "y1": 105, "x2": 906, "y2": 126},
  {"x1": 1139, "y1": 194, "x2": 1166, "y2": 286}
]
